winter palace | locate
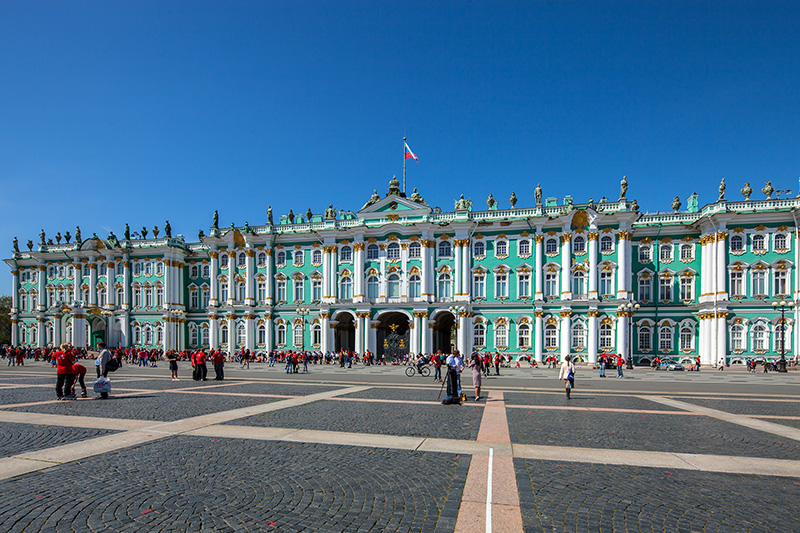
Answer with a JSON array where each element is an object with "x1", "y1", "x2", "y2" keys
[{"x1": 6, "y1": 176, "x2": 800, "y2": 366}]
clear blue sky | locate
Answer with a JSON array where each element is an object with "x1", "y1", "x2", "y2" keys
[{"x1": 2, "y1": 1, "x2": 799, "y2": 293}]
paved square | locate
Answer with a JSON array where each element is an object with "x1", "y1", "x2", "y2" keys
[{"x1": 0, "y1": 363, "x2": 798, "y2": 532}]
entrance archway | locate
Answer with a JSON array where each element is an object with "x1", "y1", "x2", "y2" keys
[
  {"x1": 89, "y1": 317, "x2": 106, "y2": 351},
  {"x1": 432, "y1": 311, "x2": 456, "y2": 354},
  {"x1": 377, "y1": 312, "x2": 410, "y2": 361},
  {"x1": 334, "y1": 313, "x2": 355, "y2": 353}
]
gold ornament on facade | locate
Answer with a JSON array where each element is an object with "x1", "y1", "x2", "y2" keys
[
  {"x1": 560, "y1": 310, "x2": 572, "y2": 317},
  {"x1": 534, "y1": 235, "x2": 544, "y2": 243},
  {"x1": 587, "y1": 310, "x2": 600, "y2": 317},
  {"x1": 560, "y1": 233, "x2": 572, "y2": 243},
  {"x1": 618, "y1": 231, "x2": 629, "y2": 240}
]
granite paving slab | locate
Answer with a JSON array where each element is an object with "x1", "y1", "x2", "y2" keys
[
  {"x1": 508, "y1": 408, "x2": 800, "y2": 459},
  {"x1": 217, "y1": 382, "x2": 348, "y2": 396},
  {"x1": 0, "y1": 422, "x2": 119, "y2": 458},
  {"x1": 0, "y1": 436, "x2": 470, "y2": 533},
  {"x1": 515, "y1": 458, "x2": 800, "y2": 532},
  {"x1": 670, "y1": 396, "x2": 800, "y2": 418},
  {"x1": 340, "y1": 386, "x2": 446, "y2": 402},
  {"x1": 505, "y1": 392, "x2": 682, "y2": 411}
]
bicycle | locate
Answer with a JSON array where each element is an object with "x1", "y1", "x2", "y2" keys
[{"x1": 405, "y1": 364, "x2": 431, "y2": 377}]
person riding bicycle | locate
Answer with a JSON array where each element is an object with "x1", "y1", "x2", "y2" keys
[{"x1": 414, "y1": 352, "x2": 427, "y2": 375}]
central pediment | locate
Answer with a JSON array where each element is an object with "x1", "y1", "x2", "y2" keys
[{"x1": 358, "y1": 194, "x2": 432, "y2": 217}]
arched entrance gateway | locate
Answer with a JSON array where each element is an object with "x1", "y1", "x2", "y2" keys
[
  {"x1": 377, "y1": 312, "x2": 410, "y2": 361},
  {"x1": 334, "y1": 312, "x2": 355, "y2": 353},
  {"x1": 432, "y1": 310, "x2": 457, "y2": 354}
]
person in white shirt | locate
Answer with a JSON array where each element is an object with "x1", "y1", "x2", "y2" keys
[
  {"x1": 557, "y1": 355, "x2": 576, "y2": 399},
  {"x1": 445, "y1": 351, "x2": 465, "y2": 397}
]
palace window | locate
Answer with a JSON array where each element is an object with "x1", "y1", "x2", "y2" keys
[
  {"x1": 312, "y1": 324, "x2": 321, "y2": 346},
  {"x1": 220, "y1": 324, "x2": 228, "y2": 346},
  {"x1": 276, "y1": 251, "x2": 286, "y2": 266},
  {"x1": 99, "y1": 263, "x2": 107, "y2": 276},
  {"x1": 680, "y1": 276, "x2": 694, "y2": 301},
  {"x1": 84, "y1": 265, "x2": 91, "y2": 277},
  {"x1": 518, "y1": 272, "x2": 531, "y2": 298},
  {"x1": 258, "y1": 252, "x2": 268, "y2": 265},
  {"x1": 680, "y1": 244, "x2": 693, "y2": 261},
  {"x1": 571, "y1": 322, "x2": 586, "y2": 350},
  {"x1": 220, "y1": 284, "x2": 229, "y2": 303},
  {"x1": 774, "y1": 270, "x2": 788, "y2": 297},
  {"x1": 438, "y1": 241, "x2": 452, "y2": 258},
  {"x1": 600, "y1": 322, "x2": 613, "y2": 350},
  {"x1": 544, "y1": 271, "x2": 558, "y2": 298},
  {"x1": 495, "y1": 324, "x2": 508, "y2": 349},
  {"x1": 730, "y1": 235, "x2": 744, "y2": 252},
  {"x1": 387, "y1": 274, "x2": 401, "y2": 298},
  {"x1": 201, "y1": 287, "x2": 210, "y2": 308},
  {"x1": 409, "y1": 275, "x2": 421, "y2": 298},
  {"x1": 600, "y1": 235, "x2": 614, "y2": 252},
  {"x1": 60, "y1": 265, "x2": 67, "y2": 278},
  {"x1": 82, "y1": 287, "x2": 89, "y2": 303},
  {"x1": 19, "y1": 292, "x2": 27, "y2": 312},
  {"x1": 134, "y1": 263, "x2": 142, "y2": 276},
  {"x1": 311, "y1": 250, "x2": 322, "y2": 265},
  {"x1": 572, "y1": 270, "x2": 586, "y2": 298},
  {"x1": 545, "y1": 238, "x2": 558, "y2": 254},
  {"x1": 659, "y1": 244, "x2": 673, "y2": 262},
  {"x1": 659, "y1": 276, "x2": 672, "y2": 301},
  {"x1": 518, "y1": 239, "x2": 531, "y2": 256},
  {"x1": 518, "y1": 323, "x2": 531, "y2": 349},
  {"x1": 133, "y1": 287, "x2": 142, "y2": 308},
  {"x1": 237, "y1": 323, "x2": 246, "y2": 347},
  {"x1": 156, "y1": 287, "x2": 164, "y2": 307},
  {"x1": 276, "y1": 324, "x2": 286, "y2": 346},
  {"x1": 294, "y1": 278, "x2": 304, "y2": 302},
  {"x1": 495, "y1": 240, "x2": 508, "y2": 257},
  {"x1": 339, "y1": 246, "x2": 352, "y2": 262},
  {"x1": 201, "y1": 327, "x2": 209, "y2": 346},
  {"x1": 144, "y1": 326, "x2": 153, "y2": 346},
  {"x1": 600, "y1": 270, "x2": 613, "y2": 297},
  {"x1": 294, "y1": 250, "x2": 304, "y2": 266},
  {"x1": 473, "y1": 323, "x2": 485, "y2": 347},
  {"x1": 387, "y1": 242, "x2": 400, "y2": 260},
  {"x1": 156, "y1": 326, "x2": 163, "y2": 346},
  {"x1": 276, "y1": 279, "x2": 286, "y2": 302},
  {"x1": 190, "y1": 265, "x2": 199, "y2": 278},
  {"x1": 680, "y1": 326, "x2": 693, "y2": 351},
  {"x1": 367, "y1": 276, "x2": 379, "y2": 299},
  {"x1": 190, "y1": 290, "x2": 199, "y2": 310},
  {"x1": 48, "y1": 289, "x2": 55, "y2": 307},
  {"x1": 367, "y1": 244, "x2": 379, "y2": 260},
  {"x1": 258, "y1": 324, "x2": 267, "y2": 345},
  {"x1": 473, "y1": 241, "x2": 485, "y2": 258},
  {"x1": 731, "y1": 324, "x2": 745, "y2": 351},
  {"x1": 752, "y1": 234, "x2": 766, "y2": 252},
  {"x1": 145, "y1": 287, "x2": 153, "y2": 308},
  {"x1": 237, "y1": 282, "x2": 246, "y2": 303},
  {"x1": 495, "y1": 272, "x2": 508, "y2": 298},
  {"x1": 473, "y1": 273, "x2": 485, "y2": 298},
  {"x1": 202, "y1": 264, "x2": 210, "y2": 278},
  {"x1": 659, "y1": 326, "x2": 672, "y2": 351},
  {"x1": 257, "y1": 281, "x2": 267, "y2": 304},
  {"x1": 132, "y1": 326, "x2": 141, "y2": 345},
  {"x1": 573, "y1": 235, "x2": 585, "y2": 254},
  {"x1": 238, "y1": 253, "x2": 246, "y2": 267},
  {"x1": 47, "y1": 266, "x2": 55, "y2": 278},
  {"x1": 753, "y1": 324, "x2": 767, "y2": 351},
  {"x1": 156, "y1": 262, "x2": 164, "y2": 276},
  {"x1": 545, "y1": 324, "x2": 558, "y2": 349},
  {"x1": 340, "y1": 276, "x2": 353, "y2": 299},
  {"x1": 639, "y1": 326, "x2": 652, "y2": 351},
  {"x1": 219, "y1": 255, "x2": 228, "y2": 268},
  {"x1": 293, "y1": 324, "x2": 304, "y2": 348},
  {"x1": 115, "y1": 263, "x2": 123, "y2": 275},
  {"x1": 67, "y1": 265, "x2": 74, "y2": 277},
  {"x1": 729, "y1": 271, "x2": 744, "y2": 297},
  {"x1": 437, "y1": 272, "x2": 452, "y2": 298},
  {"x1": 408, "y1": 241, "x2": 421, "y2": 259},
  {"x1": 752, "y1": 270, "x2": 767, "y2": 297},
  {"x1": 312, "y1": 279, "x2": 322, "y2": 301},
  {"x1": 189, "y1": 327, "x2": 198, "y2": 347},
  {"x1": 775, "y1": 233, "x2": 788, "y2": 251}
]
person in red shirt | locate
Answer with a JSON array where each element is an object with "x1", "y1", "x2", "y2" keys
[
  {"x1": 70, "y1": 362, "x2": 88, "y2": 398},
  {"x1": 194, "y1": 350, "x2": 208, "y2": 381},
  {"x1": 55, "y1": 343, "x2": 76, "y2": 400},
  {"x1": 212, "y1": 351, "x2": 225, "y2": 380}
]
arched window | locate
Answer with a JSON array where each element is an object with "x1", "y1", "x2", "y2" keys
[
  {"x1": 495, "y1": 272, "x2": 508, "y2": 298},
  {"x1": 220, "y1": 324, "x2": 229, "y2": 346},
  {"x1": 367, "y1": 244, "x2": 380, "y2": 260},
  {"x1": 202, "y1": 264, "x2": 210, "y2": 278},
  {"x1": 680, "y1": 326, "x2": 693, "y2": 351},
  {"x1": 277, "y1": 324, "x2": 286, "y2": 346},
  {"x1": 473, "y1": 241, "x2": 485, "y2": 258},
  {"x1": 132, "y1": 326, "x2": 141, "y2": 345},
  {"x1": 659, "y1": 244, "x2": 673, "y2": 262},
  {"x1": 275, "y1": 278, "x2": 286, "y2": 302},
  {"x1": 311, "y1": 250, "x2": 322, "y2": 264},
  {"x1": 545, "y1": 324, "x2": 558, "y2": 349},
  {"x1": 752, "y1": 234, "x2": 766, "y2": 252},
  {"x1": 257, "y1": 280, "x2": 267, "y2": 304},
  {"x1": 189, "y1": 326, "x2": 198, "y2": 347},
  {"x1": 600, "y1": 322, "x2": 613, "y2": 350},
  {"x1": 518, "y1": 323, "x2": 531, "y2": 349},
  {"x1": 293, "y1": 250, "x2": 304, "y2": 266},
  {"x1": 387, "y1": 242, "x2": 400, "y2": 259},
  {"x1": 639, "y1": 244, "x2": 652, "y2": 263},
  {"x1": 680, "y1": 244, "x2": 693, "y2": 261},
  {"x1": 219, "y1": 254, "x2": 229, "y2": 268},
  {"x1": 730, "y1": 324, "x2": 745, "y2": 351},
  {"x1": 473, "y1": 272, "x2": 485, "y2": 298},
  {"x1": 201, "y1": 326, "x2": 209, "y2": 346},
  {"x1": 257, "y1": 324, "x2": 266, "y2": 345},
  {"x1": 293, "y1": 278, "x2": 304, "y2": 302},
  {"x1": 201, "y1": 286, "x2": 210, "y2": 308},
  {"x1": 659, "y1": 326, "x2": 672, "y2": 351},
  {"x1": 408, "y1": 241, "x2": 421, "y2": 259},
  {"x1": 600, "y1": 270, "x2": 613, "y2": 297},
  {"x1": 600, "y1": 236, "x2": 614, "y2": 252},
  {"x1": 144, "y1": 326, "x2": 153, "y2": 346},
  {"x1": 572, "y1": 270, "x2": 586, "y2": 297},
  {"x1": 571, "y1": 322, "x2": 586, "y2": 350},
  {"x1": 276, "y1": 251, "x2": 286, "y2": 266},
  {"x1": 190, "y1": 265, "x2": 199, "y2": 278},
  {"x1": 438, "y1": 241, "x2": 451, "y2": 258},
  {"x1": 495, "y1": 324, "x2": 508, "y2": 348},
  {"x1": 258, "y1": 252, "x2": 267, "y2": 265},
  {"x1": 340, "y1": 276, "x2": 353, "y2": 299},
  {"x1": 519, "y1": 240, "x2": 531, "y2": 256},
  {"x1": 387, "y1": 273, "x2": 400, "y2": 298},
  {"x1": 495, "y1": 240, "x2": 507, "y2": 257},
  {"x1": 638, "y1": 326, "x2": 652, "y2": 351},
  {"x1": 730, "y1": 235, "x2": 744, "y2": 252},
  {"x1": 47, "y1": 266, "x2": 55, "y2": 278},
  {"x1": 366, "y1": 275, "x2": 379, "y2": 299},
  {"x1": 293, "y1": 323, "x2": 304, "y2": 348},
  {"x1": 237, "y1": 323, "x2": 246, "y2": 346},
  {"x1": 312, "y1": 324, "x2": 321, "y2": 346},
  {"x1": 573, "y1": 236, "x2": 585, "y2": 254},
  {"x1": 238, "y1": 253, "x2": 246, "y2": 267},
  {"x1": 155, "y1": 262, "x2": 164, "y2": 276},
  {"x1": 545, "y1": 238, "x2": 558, "y2": 254},
  {"x1": 473, "y1": 323, "x2": 485, "y2": 347},
  {"x1": 775, "y1": 233, "x2": 787, "y2": 251},
  {"x1": 155, "y1": 326, "x2": 163, "y2": 346},
  {"x1": 339, "y1": 246, "x2": 352, "y2": 262},
  {"x1": 409, "y1": 274, "x2": 421, "y2": 298},
  {"x1": 133, "y1": 262, "x2": 142, "y2": 276},
  {"x1": 437, "y1": 272, "x2": 452, "y2": 298}
]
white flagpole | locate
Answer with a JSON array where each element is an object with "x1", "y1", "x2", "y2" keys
[{"x1": 403, "y1": 136, "x2": 407, "y2": 194}]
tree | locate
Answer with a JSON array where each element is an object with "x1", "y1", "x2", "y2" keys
[{"x1": 0, "y1": 296, "x2": 11, "y2": 346}]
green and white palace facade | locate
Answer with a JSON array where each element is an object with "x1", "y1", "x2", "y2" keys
[{"x1": 6, "y1": 178, "x2": 800, "y2": 365}]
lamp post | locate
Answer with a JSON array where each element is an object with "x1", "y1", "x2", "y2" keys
[
  {"x1": 619, "y1": 301, "x2": 640, "y2": 369},
  {"x1": 771, "y1": 300, "x2": 792, "y2": 373},
  {"x1": 296, "y1": 307, "x2": 310, "y2": 350}
]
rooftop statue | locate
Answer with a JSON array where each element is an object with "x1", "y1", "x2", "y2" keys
[
  {"x1": 47, "y1": 239, "x2": 54, "y2": 245},
  {"x1": 141, "y1": 226, "x2": 148, "y2": 239},
  {"x1": 108, "y1": 231, "x2": 119, "y2": 248},
  {"x1": 244, "y1": 221, "x2": 250, "y2": 234},
  {"x1": 410, "y1": 188, "x2": 424, "y2": 204},
  {"x1": 75, "y1": 226, "x2": 81, "y2": 244},
  {"x1": 718, "y1": 178, "x2": 726, "y2": 202},
  {"x1": 64, "y1": 231, "x2": 71, "y2": 243},
  {"x1": 325, "y1": 204, "x2": 337, "y2": 220},
  {"x1": 762, "y1": 181, "x2": 774, "y2": 199},
  {"x1": 198, "y1": 229, "x2": 205, "y2": 239},
  {"x1": 165, "y1": 220, "x2": 172, "y2": 238},
  {"x1": 486, "y1": 193, "x2": 497, "y2": 209},
  {"x1": 619, "y1": 175, "x2": 628, "y2": 201},
  {"x1": 27, "y1": 240, "x2": 33, "y2": 251},
  {"x1": 671, "y1": 196, "x2": 682, "y2": 212},
  {"x1": 306, "y1": 208, "x2": 313, "y2": 222},
  {"x1": 39, "y1": 229, "x2": 46, "y2": 245},
  {"x1": 267, "y1": 205, "x2": 273, "y2": 225},
  {"x1": 509, "y1": 192, "x2": 518, "y2": 208},
  {"x1": 630, "y1": 199, "x2": 639, "y2": 211},
  {"x1": 125, "y1": 223, "x2": 130, "y2": 240},
  {"x1": 288, "y1": 209, "x2": 295, "y2": 223},
  {"x1": 13, "y1": 237, "x2": 19, "y2": 253},
  {"x1": 212, "y1": 210, "x2": 219, "y2": 229},
  {"x1": 55, "y1": 232, "x2": 62, "y2": 244},
  {"x1": 387, "y1": 175, "x2": 401, "y2": 196},
  {"x1": 534, "y1": 184, "x2": 543, "y2": 206},
  {"x1": 741, "y1": 182, "x2": 752, "y2": 201},
  {"x1": 455, "y1": 194, "x2": 471, "y2": 211},
  {"x1": 153, "y1": 225, "x2": 159, "y2": 238},
  {"x1": 366, "y1": 189, "x2": 380, "y2": 206}
]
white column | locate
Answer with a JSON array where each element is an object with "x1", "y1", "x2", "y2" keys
[
  {"x1": 561, "y1": 233, "x2": 571, "y2": 300},
  {"x1": 560, "y1": 313, "x2": 570, "y2": 360},
  {"x1": 37, "y1": 317, "x2": 46, "y2": 348},
  {"x1": 588, "y1": 232, "x2": 598, "y2": 299},
  {"x1": 420, "y1": 312, "x2": 430, "y2": 353},
  {"x1": 265, "y1": 249, "x2": 274, "y2": 304},
  {"x1": 106, "y1": 261, "x2": 116, "y2": 307},
  {"x1": 120, "y1": 312, "x2": 129, "y2": 347},
  {"x1": 354, "y1": 242, "x2": 365, "y2": 303},
  {"x1": 11, "y1": 318, "x2": 18, "y2": 345},
  {"x1": 716, "y1": 313, "x2": 727, "y2": 365},
  {"x1": 410, "y1": 313, "x2": 420, "y2": 354},
  {"x1": 245, "y1": 250, "x2": 255, "y2": 306},
  {"x1": 588, "y1": 311, "x2": 598, "y2": 363},
  {"x1": 163, "y1": 257, "x2": 171, "y2": 310},
  {"x1": 209, "y1": 315, "x2": 219, "y2": 349},
  {"x1": 458, "y1": 313, "x2": 469, "y2": 355},
  {"x1": 89, "y1": 262, "x2": 98, "y2": 306},
  {"x1": 11, "y1": 269, "x2": 20, "y2": 311},
  {"x1": 699, "y1": 315, "x2": 710, "y2": 365},
  {"x1": 162, "y1": 314, "x2": 170, "y2": 352},
  {"x1": 71, "y1": 307, "x2": 86, "y2": 348},
  {"x1": 245, "y1": 314, "x2": 255, "y2": 352},
  {"x1": 73, "y1": 262, "x2": 81, "y2": 303},
  {"x1": 37, "y1": 263, "x2": 46, "y2": 311},
  {"x1": 122, "y1": 259, "x2": 130, "y2": 308},
  {"x1": 226, "y1": 252, "x2": 235, "y2": 305},
  {"x1": 321, "y1": 313, "x2": 330, "y2": 352},
  {"x1": 616, "y1": 312, "x2": 627, "y2": 362},
  {"x1": 54, "y1": 314, "x2": 62, "y2": 346},
  {"x1": 534, "y1": 310, "x2": 543, "y2": 362},
  {"x1": 322, "y1": 247, "x2": 331, "y2": 301},
  {"x1": 367, "y1": 320, "x2": 378, "y2": 354},
  {"x1": 617, "y1": 230, "x2": 628, "y2": 298},
  {"x1": 716, "y1": 231, "x2": 728, "y2": 298},
  {"x1": 534, "y1": 236, "x2": 543, "y2": 300},
  {"x1": 421, "y1": 239, "x2": 433, "y2": 302},
  {"x1": 462, "y1": 240, "x2": 471, "y2": 299},
  {"x1": 209, "y1": 251, "x2": 220, "y2": 306},
  {"x1": 454, "y1": 240, "x2": 463, "y2": 296},
  {"x1": 355, "y1": 313, "x2": 365, "y2": 354},
  {"x1": 265, "y1": 315, "x2": 274, "y2": 352}
]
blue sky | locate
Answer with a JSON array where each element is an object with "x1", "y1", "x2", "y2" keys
[{"x1": 2, "y1": 1, "x2": 799, "y2": 292}]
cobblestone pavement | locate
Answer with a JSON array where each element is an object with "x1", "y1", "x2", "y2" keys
[
  {"x1": 0, "y1": 363, "x2": 797, "y2": 532},
  {"x1": 515, "y1": 459, "x2": 800, "y2": 532}
]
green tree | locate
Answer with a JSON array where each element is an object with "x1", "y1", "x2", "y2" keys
[{"x1": 0, "y1": 295, "x2": 11, "y2": 345}]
